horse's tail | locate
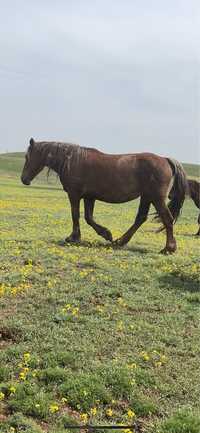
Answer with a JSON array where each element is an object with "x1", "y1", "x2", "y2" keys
[{"x1": 166, "y1": 158, "x2": 188, "y2": 222}]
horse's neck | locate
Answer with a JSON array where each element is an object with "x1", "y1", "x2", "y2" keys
[
  {"x1": 44, "y1": 143, "x2": 64, "y2": 175},
  {"x1": 44, "y1": 142, "x2": 78, "y2": 180},
  {"x1": 43, "y1": 141, "x2": 85, "y2": 179}
]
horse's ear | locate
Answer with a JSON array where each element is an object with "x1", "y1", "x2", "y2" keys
[{"x1": 29, "y1": 138, "x2": 35, "y2": 147}]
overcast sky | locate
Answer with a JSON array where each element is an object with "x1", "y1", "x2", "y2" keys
[{"x1": 0, "y1": 0, "x2": 199, "y2": 162}]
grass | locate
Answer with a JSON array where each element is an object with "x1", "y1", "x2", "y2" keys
[{"x1": 0, "y1": 154, "x2": 200, "y2": 433}]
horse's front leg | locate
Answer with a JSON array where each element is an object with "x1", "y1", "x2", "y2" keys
[
  {"x1": 84, "y1": 198, "x2": 113, "y2": 242},
  {"x1": 65, "y1": 194, "x2": 81, "y2": 243}
]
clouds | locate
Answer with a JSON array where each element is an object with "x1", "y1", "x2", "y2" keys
[{"x1": 0, "y1": 0, "x2": 199, "y2": 162}]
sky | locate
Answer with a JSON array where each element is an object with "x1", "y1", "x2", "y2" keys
[{"x1": 0, "y1": 0, "x2": 199, "y2": 163}]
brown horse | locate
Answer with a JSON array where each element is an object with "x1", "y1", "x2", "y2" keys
[
  {"x1": 188, "y1": 179, "x2": 200, "y2": 236},
  {"x1": 21, "y1": 138, "x2": 188, "y2": 253}
]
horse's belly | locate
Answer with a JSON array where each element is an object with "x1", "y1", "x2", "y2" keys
[{"x1": 92, "y1": 190, "x2": 140, "y2": 203}]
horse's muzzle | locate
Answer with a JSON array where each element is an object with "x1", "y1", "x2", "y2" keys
[{"x1": 21, "y1": 175, "x2": 31, "y2": 185}]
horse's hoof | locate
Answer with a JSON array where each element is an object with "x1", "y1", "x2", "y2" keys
[
  {"x1": 112, "y1": 241, "x2": 118, "y2": 248},
  {"x1": 65, "y1": 237, "x2": 80, "y2": 244},
  {"x1": 160, "y1": 248, "x2": 170, "y2": 255},
  {"x1": 160, "y1": 247, "x2": 175, "y2": 255},
  {"x1": 112, "y1": 239, "x2": 124, "y2": 248}
]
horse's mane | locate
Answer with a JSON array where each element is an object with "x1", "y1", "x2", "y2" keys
[{"x1": 34, "y1": 141, "x2": 89, "y2": 180}]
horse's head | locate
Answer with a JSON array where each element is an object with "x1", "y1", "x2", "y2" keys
[{"x1": 21, "y1": 138, "x2": 45, "y2": 185}]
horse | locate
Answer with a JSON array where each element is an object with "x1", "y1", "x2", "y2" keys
[
  {"x1": 188, "y1": 179, "x2": 200, "y2": 236},
  {"x1": 21, "y1": 138, "x2": 188, "y2": 254}
]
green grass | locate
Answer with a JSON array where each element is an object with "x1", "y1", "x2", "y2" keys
[
  {"x1": 183, "y1": 163, "x2": 200, "y2": 178},
  {"x1": 0, "y1": 155, "x2": 200, "y2": 433},
  {"x1": 0, "y1": 153, "x2": 24, "y2": 175}
]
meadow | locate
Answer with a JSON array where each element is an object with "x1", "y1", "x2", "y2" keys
[{"x1": 0, "y1": 153, "x2": 200, "y2": 433}]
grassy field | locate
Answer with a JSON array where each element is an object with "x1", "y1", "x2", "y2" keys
[{"x1": 0, "y1": 154, "x2": 200, "y2": 433}]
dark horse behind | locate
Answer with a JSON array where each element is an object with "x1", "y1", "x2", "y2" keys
[
  {"x1": 21, "y1": 138, "x2": 188, "y2": 253},
  {"x1": 188, "y1": 179, "x2": 200, "y2": 235}
]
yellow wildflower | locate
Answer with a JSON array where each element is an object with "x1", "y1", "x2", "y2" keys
[
  {"x1": 80, "y1": 413, "x2": 88, "y2": 423},
  {"x1": 0, "y1": 391, "x2": 5, "y2": 400},
  {"x1": 106, "y1": 408, "x2": 113, "y2": 417},
  {"x1": 117, "y1": 321, "x2": 124, "y2": 331},
  {"x1": 90, "y1": 407, "x2": 97, "y2": 416},
  {"x1": 11, "y1": 287, "x2": 17, "y2": 295},
  {"x1": 19, "y1": 372, "x2": 26, "y2": 380},
  {"x1": 61, "y1": 397, "x2": 68, "y2": 404},
  {"x1": 117, "y1": 297, "x2": 127, "y2": 307},
  {"x1": 9, "y1": 386, "x2": 16, "y2": 394},
  {"x1": 128, "y1": 363, "x2": 137, "y2": 370},
  {"x1": 49, "y1": 403, "x2": 59, "y2": 413},
  {"x1": 117, "y1": 297, "x2": 123, "y2": 304},
  {"x1": 96, "y1": 305, "x2": 104, "y2": 313},
  {"x1": 140, "y1": 351, "x2": 150, "y2": 361},
  {"x1": 127, "y1": 409, "x2": 135, "y2": 418},
  {"x1": 23, "y1": 352, "x2": 31, "y2": 363},
  {"x1": 160, "y1": 355, "x2": 167, "y2": 363},
  {"x1": 72, "y1": 307, "x2": 79, "y2": 316}
]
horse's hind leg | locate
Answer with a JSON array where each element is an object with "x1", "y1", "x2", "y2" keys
[
  {"x1": 152, "y1": 198, "x2": 176, "y2": 254},
  {"x1": 84, "y1": 198, "x2": 113, "y2": 242},
  {"x1": 114, "y1": 196, "x2": 151, "y2": 246}
]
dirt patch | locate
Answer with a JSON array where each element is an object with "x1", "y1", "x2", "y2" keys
[
  {"x1": 61, "y1": 404, "x2": 81, "y2": 420},
  {"x1": 39, "y1": 421, "x2": 49, "y2": 432},
  {"x1": 0, "y1": 325, "x2": 22, "y2": 346},
  {"x1": 0, "y1": 414, "x2": 8, "y2": 423}
]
